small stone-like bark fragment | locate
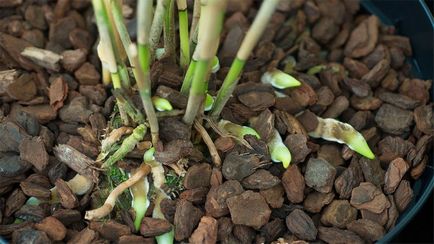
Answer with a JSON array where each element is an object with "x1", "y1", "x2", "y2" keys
[
  {"x1": 286, "y1": 209, "x2": 317, "y2": 241},
  {"x1": 226, "y1": 191, "x2": 271, "y2": 229},
  {"x1": 394, "y1": 180, "x2": 413, "y2": 212},
  {"x1": 140, "y1": 217, "x2": 172, "y2": 237},
  {"x1": 303, "y1": 191, "x2": 335, "y2": 213},
  {"x1": 384, "y1": 158, "x2": 409, "y2": 194},
  {"x1": 174, "y1": 199, "x2": 203, "y2": 241},
  {"x1": 189, "y1": 216, "x2": 218, "y2": 244},
  {"x1": 241, "y1": 169, "x2": 280, "y2": 190},
  {"x1": 321, "y1": 200, "x2": 357, "y2": 228},
  {"x1": 281, "y1": 165, "x2": 305, "y2": 203},
  {"x1": 34, "y1": 216, "x2": 67, "y2": 241},
  {"x1": 350, "y1": 182, "x2": 390, "y2": 214},
  {"x1": 55, "y1": 178, "x2": 79, "y2": 209},
  {"x1": 305, "y1": 158, "x2": 336, "y2": 193},
  {"x1": 347, "y1": 219, "x2": 385, "y2": 242},
  {"x1": 318, "y1": 226, "x2": 364, "y2": 244}
]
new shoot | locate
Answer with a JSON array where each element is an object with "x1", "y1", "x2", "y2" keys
[
  {"x1": 102, "y1": 124, "x2": 147, "y2": 168},
  {"x1": 130, "y1": 171, "x2": 150, "y2": 231},
  {"x1": 152, "y1": 96, "x2": 174, "y2": 111},
  {"x1": 218, "y1": 119, "x2": 260, "y2": 140},
  {"x1": 309, "y1": 117, "x2": 375, "y2": 159},
  {"x1": 261, "y1": 68, "x2": 302, "y2": 89},
  {"x1": 210, "y1": 0, "x2": 280, "y2": 118},
  {"x1": 268, "y1": 129, "x2": 292, "y2": 168}
]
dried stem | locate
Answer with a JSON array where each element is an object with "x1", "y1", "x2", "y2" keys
[
  {"x1": 194, "y1": 120, "x2": 221, "y2": 167},
  {"x1": 85, "y1": 163, "x2": 152, "y2": 220},
  {"x1": 150, "y1": 0, "x2": 169, "y2": 59}
]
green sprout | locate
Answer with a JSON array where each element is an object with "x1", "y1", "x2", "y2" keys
[
  {"x1": 204, "y1": 93, "x2": 214, "y2": 112},
  {"x1": 307, "y1": 64, "x2": 327, "y2": 75},
  {"x1": 211, "y1": 56, "x2": 220, "y2": 73},
  {"x1": 182, "y1": 0, "x2": 227, "y2": 125},
  {"x1": 102, "y1": 124, "x2": 148, "y2": 168},
  {"x1": 261, "y1": 68, "x2": 302, "y2": 89},
  {"x1": 268, "y1": 129, "x2": 292, "y2": 168},
  {"x1": 130, "y1": 173, "x2": 150, "y2": 231},
  {"x1": 309, "y1": 117, "x2": 375, "y2": 159},
  {"x1": 152, "y1": 96, "x2": 174, "y2": 111},
  {"x1": 210, "y1": 0, "x2": 280, "y2": 118},
  {"x1": 218, "y1": 119, "x2": 260, "y2": 140}
]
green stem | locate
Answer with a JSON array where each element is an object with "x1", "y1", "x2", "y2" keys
[
  {"x1": 150, "y1": 0, "x2": 168, "y2": 59},
  {"x1": 112, "y1": 72, "x2": 130, "y2": 125},
  {"x1": 210, "y1": 58, "x2": 245, "y2": 118},
  {"x1": 183, "y1": 60, "x2": 210, "y2": 125},
  {"x1": 102, "y1": 124, "x2": 147, "y2": 168},
  {"x1": 163, "y1": 0, "x2": 176, "y2": 62},
  {"x1": 180, "y1": 59, "x2": 196, "y2": 95},
  {"x1": 178, "y1": 9, "x2": 190, "y2": 69}
]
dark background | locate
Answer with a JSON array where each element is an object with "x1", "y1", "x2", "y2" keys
[{"x1": 393, "y1": 0, "x2": 433, "y2": 243}]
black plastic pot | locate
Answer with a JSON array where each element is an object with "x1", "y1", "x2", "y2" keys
[{"x1": 361, "y1": 0, "x2": 434, "y2": 242}]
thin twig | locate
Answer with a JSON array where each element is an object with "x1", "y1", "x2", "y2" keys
[
  {"x1": 85, "y1": 163, "x2": 151, "y2": 220},
  {"x1": 194, "y1": 120, "x2": 221, "y2": 167}
]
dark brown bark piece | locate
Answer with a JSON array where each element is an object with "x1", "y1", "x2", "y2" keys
[
  {"x1": 260, "y1": 184, "x2": 284, "y2": 209},
  {"x1": 55, "y1": 178, "x2": 79, "y2": 209},
  {"x1": 222, "y1": 151, "x2": 260, "y2": 181},
  {"x1": 305, "y1": 158, "x2": 337, "y2": 193},
  {"x1": 350, "y1": 95, "x2": 383, "y2": 110},
  {"x1": 227, "y1": 191, "x2": 271, "y2": 230},
  {"x1": 344, "y1": 15, "x2": 379, "y2": 58},
  {"x1": 384, "y1": 157, "x2": 409, "y2": 194},
  {"x1": 284, "y1": 134, "x2": 311, "y2": 164},
  {"x1": 335, "y1": 158, "x2": 364, "y2": 199},
  {"x1": 350, "y1": 182, "x2": 390, "y2": 213},
  {"x1": 361, "y1": 208, "x2": 388, "y2": 226},
  {"x1": 90, "y1": 220, "x2": 131, "y2": 241},
  {"x1": 34, "y1": 216, "x2": 67, "y2": 241},
  {"x1": 241, "y1": 169, "x2": 280, "y2": 190},
  {"x1": 318, "y1": 144, "x2": 344, "y2": 167},
  {"x1": 6, "y1": 73, "x2": 37, "y2": 101},
  {"x1": 321, "y1": 200, "x2": 358, "y2": 228},
  {"x1": 281, "y1": 165, "x2": 305, "y2": 203},
  {"x1": 67, "y1": 227, "x2": 97, "y2": 244},
  {"x1": 344, "y1": 57, "x2": 369, "y2": 79},
  {"x1": 140, "y1": 217, "x2": 172, "y2": 237},
  {"x1": 217, "y1": 217, "x2": 233, "y2": 242},
  {"x1": 286, "y1": 209, "x2": 317, "y2": 241},
  {"x1": 343, "y1": 77, "x2": 371, "y2": 97},
  {"x1": 183, "y1": 163, "x2": 212, "y2": 189},
  {"x1": 74, "y1": 62, "x2": 100, "y2": 85},
  {"x1": 303, "y1": 191, "x2": 334, "y2": 213},
  {"x1": 118, "y1": 235, "x2": 154, "y2": 244},
  {"x1": 375, "y1": 104, "x2": 414, "y2": 135},
  {"x1": 250, "y1": 109, "x2": 274, "y2": 142},
  {"x1": 347, "y1": 219, "x2": 385, "y2": 242},
  {"x1": 19, "y1": 137, "x2": 49, "y2": 172},
  {"x1": 79, "y1": 84, "x2": 107, "y2": 106},
  {"x1": 5, "y1": 188, "x2": 27, "y2": 217},
  {"x1": 205, "y1": 180, "x2": 244, "y2": 218},
  {"x1": 378, "y1": 136, "x2": 414, "y2": 162},
  {"x1": 179, "y1": 187, "x2": 209, "y2": 204},
  {"x1": 377, "y1": 89, "x2": 420, "y2": 110},
  {"x1": 312, "y1": 17, "x2": 339, "y2": 44},
  {"x1": 20, "y1": 181, "x2": 51, "y2": 199},
  {"x1": 414, "y1": 105, "x2": 434, "y2": 135},
  {"x1": 52, "y1": 209, "x2": 81, "y2": 226},
  {"x1": 189, "y1": 216, "x2": 218, "y2": 244},
  {"x1": 155, "y1": 85, "x2": 188, "y2": 109},
  {"x1": 394, "y1": 180, "x2": 413, "y2": 212},
  {"x1": 174, "y1": 199, "x2": 203, "y2": 241},
  {"x1": 399, "y1": 78, "x2": 431, "y2": 105},
  {"x1": 49, "y1": 16, "x2": 76, "y2": 48},
  {"x1": 318, "y1": 226, "x2": 364, "y2": 244},
  {"x1": 159, "y1": 117, "x2": 191, "y2": 141}
]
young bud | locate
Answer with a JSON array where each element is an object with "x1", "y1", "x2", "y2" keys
[{"x1": 261, "y1": 69, "x2": 301, "y2": 89}]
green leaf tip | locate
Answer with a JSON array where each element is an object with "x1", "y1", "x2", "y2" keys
[
  {"x1": 211, "y1": 56, "x2": 220, "y2": 73},
  {"x1": 144, "y1": 147, "x2": 156, "y2": 161},
  {"x1": 204, "y1": 93, "x2": 214, "y2": 111},
  {"x1": 268, "y1": 129, "x2": 291, "y2": 168},
  {"x1": 270, "y1": 144, "x2": 291, "y2": 168},
  {"x1": 309, "y1": 117, "x2": 375, "y2": 160},
  {"x1": 152, "y1": 96, "x2": 173, "y2": 111},
  {"x1": 218, "y1": 119, "x2": 260, "y2": 140},
  {"x1": 261, "y1": 69, "x2": 301, "y2": 89}
]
